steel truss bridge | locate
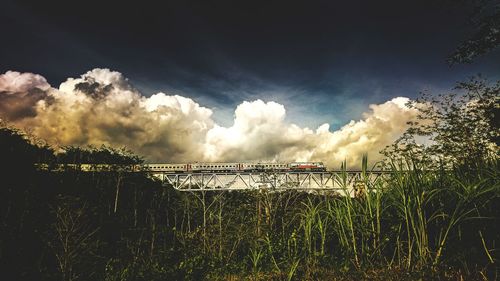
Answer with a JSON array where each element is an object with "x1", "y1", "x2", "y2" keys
[{"x1": 148, "y1": 171, "x2": 389, "y2": 192}]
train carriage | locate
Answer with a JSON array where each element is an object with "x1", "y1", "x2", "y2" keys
[
  {"x1": 240, "y1": 163, "x2": 289, "y2": 172},
  {"x1": 144, "y1": 163, "x2": 188, "y2": 173},
  {"x1": 190, "y1": 162, "x2": 240, "y2": 173}
]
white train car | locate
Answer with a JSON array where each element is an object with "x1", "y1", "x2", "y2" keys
[
  {"x1": 190, "y1": 162, "x2": 240, "y2": 173},
  {"x1": 144, "y1": 163, "x2": 188, "y2": 173},
  {"x1": 240, "y1": 163, "x2": 288, "y2": 172}
]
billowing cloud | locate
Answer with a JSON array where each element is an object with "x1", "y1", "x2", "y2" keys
[
  {"x1": 0, "y1": 69, "x2": 418, "y2": 168},
  {"x1": 0, "y1": 71, "x2": 50, "y2": 92},
  {"x1": 203, "y1": 97, "x2": 416, "y2": 167},
  {"x1": 306, "y1": 97, "x2": 416, "y2": 167},
  {"x1": 0, "y1": 71, "x2": 52, "y2": 121},
  {"x1": 14, "y1": 69, "x2": 214, "y2": 161},
  {"x1": 204, "y1": 100, "x2": 312, "y2": 161}
]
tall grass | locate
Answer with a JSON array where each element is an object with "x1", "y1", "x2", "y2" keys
[
  {"x1": 382, "y1": 158, "x2": 500, "y2": 272},
  {"x1": 26, "y1": 155, "x2": 500, "y2": 280},
  {"x1": 144, "y1": 157, "x2": 499, "y2": 280},
  {"x1": 246, "y1": 156, "x2": 499, "y2": 279}
]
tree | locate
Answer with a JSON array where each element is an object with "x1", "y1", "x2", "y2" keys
[
  {"x1": 383, "y1": 77, "x2": 499, "y2": 168},
  {"x1": 57, "y1": 145, "x2": 143, "y2": 164},
  {"x1": 49, "y1": 196, "x2": 100, "y2": 281},
  {"x1": 449, "y1": 0, "x2": 500, "y2": 64}
]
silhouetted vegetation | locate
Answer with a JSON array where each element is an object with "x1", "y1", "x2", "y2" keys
[
  {"x1": 448, "y1": 0, "x2": 500, "y2": 64},
  {"x1": 0, "y1": 117, "x2": 498, "y2": 280}
]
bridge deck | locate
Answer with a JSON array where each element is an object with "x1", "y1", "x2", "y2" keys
[{"x1": 148, "y1": 171, "x2": 389, "y2": 191}]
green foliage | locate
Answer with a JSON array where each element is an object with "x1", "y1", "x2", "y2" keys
[{"x1": 383, "y1": 77, "x2": 499, "y2": 168}]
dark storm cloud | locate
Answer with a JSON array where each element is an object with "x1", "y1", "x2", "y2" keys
[
  {"x1": 0, "y1": 88, "x2": 51, "y2": 121},
  {"x1": 0, "y1": 1, "x2": 487, "y2": 80},
  {"x1": 0, "y1": 71, "x2": 52, "y2": 121}
]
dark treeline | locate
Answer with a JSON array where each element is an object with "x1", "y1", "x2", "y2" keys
[{"x1": 0, "y1": 120, "x2": 499, "y2": 280}]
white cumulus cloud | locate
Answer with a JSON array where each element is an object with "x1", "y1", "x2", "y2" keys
[
  {"x1": 0, "y1": 69, "x2": 418, "y2": 168},
  {"x1": 0, "y1": 71, "x2": 50, "y2": 92}
]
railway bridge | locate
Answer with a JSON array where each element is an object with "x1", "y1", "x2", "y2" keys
[
  {"x1": 36, "y1": 163, "x2": 391, "y2": 192},
  {"x1": 148, "y1": 170, "x2": 389, "y2": 192}
]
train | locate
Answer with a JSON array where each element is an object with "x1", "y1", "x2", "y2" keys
[
  {"x1": 145, "y1": 162, "x2": 326, "y2": 173},
  {"x1": 35, "y1": 162, "x2": 327, "y2": 173}
]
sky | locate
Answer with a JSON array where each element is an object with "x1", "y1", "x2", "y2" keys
[{"x1": 0, "y1": 0, "x2": 499, "y2": 166}]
